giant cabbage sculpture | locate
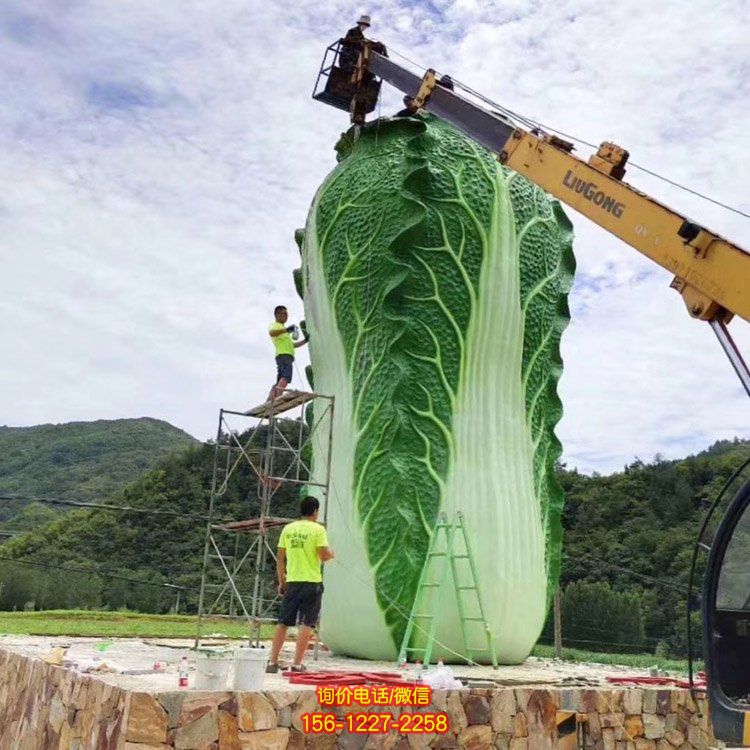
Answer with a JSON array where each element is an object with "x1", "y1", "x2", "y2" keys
[{"x1": 295, "y1": 113, "x2": 575, "y2": 664}]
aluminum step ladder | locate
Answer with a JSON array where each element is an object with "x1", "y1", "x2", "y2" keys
[{"x1": 397, "y1": 512, "x2": 497, "y2": 669}]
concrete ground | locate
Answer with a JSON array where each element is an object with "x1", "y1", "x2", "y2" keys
[{"x1": 0, "y1": 635, "x2": 664, "y2": 694}]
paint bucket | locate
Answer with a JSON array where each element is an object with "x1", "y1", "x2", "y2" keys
[
  {"x1": 233, "y1": 647, "x2": 269, "y2": 691},
  {"x1": 194, "y1": 647, "x2": 232, "y2": 690}
]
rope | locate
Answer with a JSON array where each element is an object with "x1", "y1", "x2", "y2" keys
[{"x1": 385, "y1": 44, "x2": 750, "y2": 221}]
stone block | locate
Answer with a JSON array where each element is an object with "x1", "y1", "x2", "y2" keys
[
  {"x1": 430, "y1": 691, "x2": 449, "y2": 712},
  {"x1": 238, "y1": 727, "x2": 290, "y2": 750},
  {"x1": 603, "y1": 728, "x2": 616, "y2": 750},
  {"x1": 643, "y1": 715, "x2": 665, "y2": 740},
  {"x1": 634, "y1": 740, "x2": 655, "y2": 750},
  {"x1": 515, "y1": 691, "x2": 532, "y2": 714},
  {"x1": 642, "y1": 693, "x2": 657, "y2": 715},
  {"x1": 181, "y1": 692, "x2": 232, "y2": 725},
  {"x1": 127, "y1": 693, "x2": 168, "y2": 745},
  {"x1": 219, "y1": 710, "x2": 241, "y2": 750},
  {"x1": 265, "y1": 691, "x2": 298, "y2": 710},
  {"x1": 664, "y1": 715, "x2": 677, "y2": 732},
  {"x1": 158, "y1": 693, "x2": 187, "y2": 731},
  {"x1": 431, "y1": 735, "x2": 458, "y2": 750},
  {"x1": 408, "y1": 731, "x2": 437, "y2": 750},
  {"x1": 491, "y1": 691, "x2": 516, "y2": 734},
  {"x1": 513, "y1": 712, "x2": 528, "y2": 738},
  {"x1": 587, "y1": 712, "x2": 602, "y2": 741},
  {"x1": 338, "y1": 729, "x2": 369, "y2": 750},
  {"x1": 600, "y1": 715, "x2": 625, "y2": 730},
  {"x1": 305, "y1": 732, "x2": 339, "y2": 750},
  {"x1": 509, "y1": 738, "x2": 528, "y2": 750},
  {"x1": 624, "y1": 716, "x2": 644, "y2": 738},
  {"x1": 124, "y1": 744, "x2": 172, "y2": 749},
  {"x1": 278, "y1": 706, "x2": 292, "y2": 727},
  {"x1": 687, "y1": 725, "x2": 707, "y2": 750},
  {"x1": 287, "y1": 730, "x2": 305, "y2": 750},
  {"x1": 464, "y1": 696, "x2": 490, "y2": 726},
  {"x1": 664, "y1": 730, "x2": 683, "y2": 747},
  {"x1": 559, "y1": 691, "x2": 577, "y2": 712},
  {"x1": 622, "y1": 692, "x2": 642, "y2": 716},
  {"x1": 675, "y1": 707, "x2": 691, "y2": 732},
  {"x1": 174, "y1": 711, "x2": 219, "y2": 750},
  {"x1": 526, "y1": 692, "x2": 556, "y2": 735},
  {"x1": 457, "y1": 725, "x2": 493, "y2": 750},
  {"x1": 447, "y1": 692, "x2": 468, "y2": 734},
  {"x1": 292, "y1": 691, "x2": 319, "y2": 733},
  {"x1": 48, "y1": 694, "x2": 67, "y2": 733},
  {"x1": 655, "y1": 694, "x2": 670, "y2": 717},
  {"x1": 495, "y1": 735, "x2": 510, "y2": 750},
  {"x1": 238, "y1": 693, "x2": 277, "y2": 732}
]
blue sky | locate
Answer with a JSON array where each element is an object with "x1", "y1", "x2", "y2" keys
[{"x1": 1, "y1": 0, "x2": 749, "y2": 474}]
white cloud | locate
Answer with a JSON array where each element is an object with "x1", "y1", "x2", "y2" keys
[{"x1": 1, "y1": 0, "x2": 748, "y2": 473}]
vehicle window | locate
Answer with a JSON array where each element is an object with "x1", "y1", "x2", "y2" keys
[{"x1": 717, "y1": 502, "x2": 750, "y2": 610}]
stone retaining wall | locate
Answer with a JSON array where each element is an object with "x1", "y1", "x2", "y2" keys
[{"x1": 0, "y1": 648, "x2": 717, "y2": 750}]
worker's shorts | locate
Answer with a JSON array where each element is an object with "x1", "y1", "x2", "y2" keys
[
  {"x1": 275, "y1": 354, "x2": 294, "y2": 384},
  {"x1": 278, "y1": 582, "x2": 323, "y2": 627}
]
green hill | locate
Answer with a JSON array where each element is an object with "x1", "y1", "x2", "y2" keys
[
  {"x1": 0, "y1": 418, "x2": 198, "y2": 524},
  {"x1": 1, "y1": 425, "x2": 748, "y2": 658}
]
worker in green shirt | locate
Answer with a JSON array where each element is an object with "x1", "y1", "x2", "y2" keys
[
  {"x1": 267, "y1": 497, "x2": 334, "y2": 673},
  {"x1": 267, "y1": 305, "x2": 308, "y2": 402}
]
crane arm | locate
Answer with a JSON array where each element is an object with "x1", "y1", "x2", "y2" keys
[{"x1": 366, "y1": 50, "x2": 750, "y2": 326}]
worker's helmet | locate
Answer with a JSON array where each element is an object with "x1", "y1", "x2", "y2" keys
[{"x1": 358, "y1": 14, "x2": 371, "y2": 26}]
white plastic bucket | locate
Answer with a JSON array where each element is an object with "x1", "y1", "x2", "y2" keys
[
  {"x1": 195, "y1": 647, "x2": 232, "y2": 690},
  {"x1": 233, "y1": 647, "x2": 269, "y2": 691}
]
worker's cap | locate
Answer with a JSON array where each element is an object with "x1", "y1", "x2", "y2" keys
[{"x1": 358, "y1": 14, "x2": 371, "y2": 26}]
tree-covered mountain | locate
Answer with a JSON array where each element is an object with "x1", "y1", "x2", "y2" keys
[
  {"x1": 0, "y1": 424, "x2": 748, "y2": 657},
  {"x1": 0, "y1": 418, "x2": 198, "y2": 524}
]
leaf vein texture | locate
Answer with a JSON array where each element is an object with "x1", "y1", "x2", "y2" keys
[{"x1": 302, "y1": 114, "x2": 575, "y2": 662}]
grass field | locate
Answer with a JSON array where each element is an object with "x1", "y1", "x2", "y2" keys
[
  {"x1": 0, "y1": 610, "x2": 274, "y2": 640},
  {"x1": 0, "y1": 610, "x2": 697, "y2": 673},
  {"x1": 531, "y1": 643, "x2": 699, "y2": 673}
]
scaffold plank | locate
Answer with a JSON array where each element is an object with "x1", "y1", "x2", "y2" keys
[
  {"x1": 215, "y1": 516, "x2": 295, "y2": 533},
  {"x1": 244, "y1": 390, "x2": 315, "y2": 418}
]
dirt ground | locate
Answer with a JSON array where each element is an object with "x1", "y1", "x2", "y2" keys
[{"x1": 0, "y1": 634, "x2": 662, "y2": 694}]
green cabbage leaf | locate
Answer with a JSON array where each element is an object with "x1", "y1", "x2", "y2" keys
[{"x1": 297, "y1": 114, "x2": 574, "y2": 664}]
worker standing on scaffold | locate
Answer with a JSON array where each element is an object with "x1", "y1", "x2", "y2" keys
[
  {"x1": 267, "y1": 496, "x2": 334, "y2": 673},
  {"x1": 267, "y1": 304, "x2": 308, "y2": 402}
]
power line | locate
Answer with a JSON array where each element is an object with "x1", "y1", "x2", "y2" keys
[
  {"x1": 0, "y1": 493, "x2": 225, "y2": 523},
  {"x1": 387, "y1": 45, "x2": 750, "y2": 221},
  {"x1": 0, "y1": 555, "x2": 184, "y2": 590},
  {"x1": 568, "y1": 551, "x2": 686, "y2": 594}
]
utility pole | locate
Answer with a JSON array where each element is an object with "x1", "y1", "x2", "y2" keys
[{"x1": 553, "y1": 587, "x2": 562, "y2": 659}]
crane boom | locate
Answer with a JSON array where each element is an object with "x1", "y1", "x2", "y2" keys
[{"x1": 367, "y1": 51, "x2": 750, "y2": 325}]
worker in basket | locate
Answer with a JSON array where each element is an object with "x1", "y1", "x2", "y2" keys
[
  {"x1": 339, "y1": 14, "x2": 386, "y2": 73},
  {"x1": 395, "y1": 95, "x2": 420, "y2": 117}
]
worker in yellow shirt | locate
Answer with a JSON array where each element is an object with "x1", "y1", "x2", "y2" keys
[
  {"x1": 267, "y1": 497, "x2": 334, "y2": 673},
  {"x1": 267, "y1": 305, "x2": 308, "y2": 402}
]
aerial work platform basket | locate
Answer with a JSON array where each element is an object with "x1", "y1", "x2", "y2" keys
[{"x1": 312, "y1": 40, "x2": 381, "y2": 115}]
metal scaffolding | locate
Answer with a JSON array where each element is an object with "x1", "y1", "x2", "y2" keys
[{"x1": 194, "y1": 389, "x2": 334, "y2": 648}]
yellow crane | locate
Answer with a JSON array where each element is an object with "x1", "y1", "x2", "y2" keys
[{"x1": 312, "y1": 35, "x2": 750, "y2": 747}]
